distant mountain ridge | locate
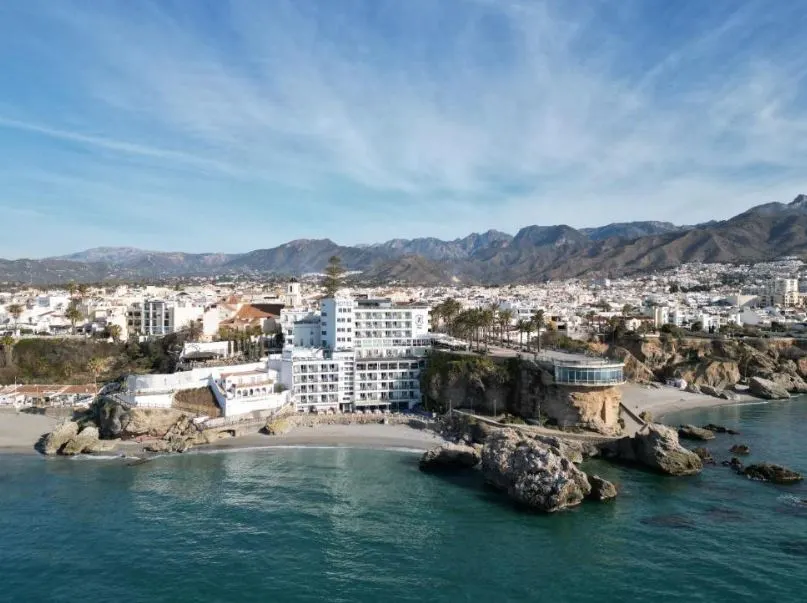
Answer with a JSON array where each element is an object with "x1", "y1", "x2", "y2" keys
[{"x1": 0, "y1": 194, "x2": 802, "y2": 285}]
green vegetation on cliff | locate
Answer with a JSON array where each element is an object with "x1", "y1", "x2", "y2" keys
[{"x1": 421, "y1": 351, "x2": 513, "y2": 412}]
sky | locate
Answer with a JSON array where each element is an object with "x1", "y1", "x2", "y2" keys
[{"x1": 1, "y1": 0, "x2": 806, "y2": 258}]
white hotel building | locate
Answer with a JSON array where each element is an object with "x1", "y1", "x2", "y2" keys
[{"x1": 269, "y1": 295, "x2": 432, "y2": 413}]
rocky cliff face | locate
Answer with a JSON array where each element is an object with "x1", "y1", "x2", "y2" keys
[
  {"x1": 421, "y1": 353, "x2": 623, "y2": 435},
  {"x1": 611, "y1": 336, "x2": 807, "y2": 394}
]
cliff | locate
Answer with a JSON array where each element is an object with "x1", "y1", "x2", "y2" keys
[
  {"x1": 608, "y1": 335, "x2": 807, "y2": 394},
  {"x1": 421, "y1": 353, "x2": 622, "y2": 435}
]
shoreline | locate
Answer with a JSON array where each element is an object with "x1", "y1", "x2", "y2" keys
[{"x1": 620, "y1": 382, "x2": 760, "y2": 421}]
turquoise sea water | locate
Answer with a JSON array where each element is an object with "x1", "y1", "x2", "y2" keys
[{"x1": 2, "y1": 400, "x2": 807, "y2": 603}]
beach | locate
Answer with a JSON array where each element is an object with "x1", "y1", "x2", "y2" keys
[
  {"x1": 0, "y1": 409, "x2": 58, "y2": 454},
  {"x1": 620, "y1": 383, "x2": 757, "y2": 420},
  {"x1": 203, "y1": 422, "x2": 448, "y2": 453}
]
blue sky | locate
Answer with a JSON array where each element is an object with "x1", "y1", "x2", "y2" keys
[{"x1": 1, "y1": 0, "x2": 806, "y2": 258}]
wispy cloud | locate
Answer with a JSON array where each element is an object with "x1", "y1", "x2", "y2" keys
[{"x1": 0, "y1": 0, "x2": 806, "y2": 256}]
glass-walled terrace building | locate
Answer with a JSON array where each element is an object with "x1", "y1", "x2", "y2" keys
[{"x1": 553, "y1": 361, "x2": 625, "y2": 386}]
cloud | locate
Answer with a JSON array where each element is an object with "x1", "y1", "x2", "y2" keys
[{"x1": 0, "y1": 0, "x2": 806, "y2": 256}]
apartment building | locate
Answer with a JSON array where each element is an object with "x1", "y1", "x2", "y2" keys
[
  {"x1": 760, "y1": 278, "x2": 800, "y2": 308},
  {"x1": 127, "y1": 300, "x2": 204, "y2": 337},
  {"x1": 270, "y1": 295, "x2": 432, "y2": 412}
]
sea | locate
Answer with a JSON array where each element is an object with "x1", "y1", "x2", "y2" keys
[{"x1": 1, "y1": 399, "x2": 807, "y2": 603}]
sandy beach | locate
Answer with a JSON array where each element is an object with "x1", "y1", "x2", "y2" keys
[
  {"x1": 620, "y1": 383, "x2": 757, "y2": 420},
  {"x1": 204, "y1": 423, "x2": 448, "y2": 453},
  {"x1": 0, "y1": 409, "x2": 58, "y2": 454}
]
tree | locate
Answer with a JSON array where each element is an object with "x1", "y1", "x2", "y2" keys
[
  {"x1": 67, "y1": 282, "x2": 77, "y2": 298},
  {"x1": 77, "y1": 283, "x2": 89, "y2": 299},
  {"x1": 87, "y1": 357, "x2": 104, "y2": 388},
  {"x1": 65, "y1": 303, "x2": 83, "y2": 335},
  {"x1": 516, "y1": 320, "x2": 528, "y2": 348},
  {"x1": 107, "y1": 324, "x2": 122, "y2": 343},
  {"x1": 690, "y1": 321, "x2": 703, "y2": 333},
  {"x1": 498, "y1": 309, "x2": 514, "y2": 345},
  {"x1": 531, "y1": 310, "x2": 545, "y2": 353},
  {"x1": 183, "y1": 320, "x2": 203, "y2": 342},
  {"x1": 7, "y1": 303, "x2": 23, "y2": 327},
  {"x1": 1, "y1": 335, "x2": 14, "y2": 367},
  {"x1": 323, "y1": 255, "x2": 345, "y2": 297}
]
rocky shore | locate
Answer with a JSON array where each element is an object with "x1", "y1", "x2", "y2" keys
[{"x1": 419, "y1": 414, "x2": 703, "y2": 513}]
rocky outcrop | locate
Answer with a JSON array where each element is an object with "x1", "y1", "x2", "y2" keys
[
  {"x1": 610, "y1": 347, "x2": 655, "y2": 383},
  {"x1": 587, "y1": 475, "x2": 618, "y2": 501},
  {"x1": 693, "y1": 447, "x2": 715, "y2": 465},
  {"x1": 749, "y1": 377, "x2": 791, "y2": 400},
  {"x1": 262, "y1": 417, "x2": 292, "y2": 436},
  {"x1": 37, "y1": 421, "x2": 80, "y2": 455},
  {"x1": 678, "y1": 424, "x2": 716, "y2": 441},
  {"x1": 481, "y1": 429, "x2": 591, "y2": 512},
  {"x1": 60, "y1": 426, "x2": 115, "y2": 456},
  {"x1": 419, "y1": 444, "x2": 481, "y2": 471},
  {"x1": 96, "y1": 398, "x2": 187, "y2": 439},
  {"x1": 730, "y1": 444, "x2": 751, "y2": 455},
  {"x1": 601, "y1": 424, "x2": 703, "y2": 476},
  {"x1": 531, "y1": 435, "x2": 587, "y2": 464},
  {"x1": 723, "y1": 457, "x2": 744, "y2": 472},
  {"x1": 423, "y1": 353, "x2": 623, "y2": 435},
  {"x1": 703, "y1": 424, "x2": 740, "y2": 435},
  {"x1": 37, "y1": 421, "x2": 115, "y2": 456},
  {"x1": 744, "y1": 463, "x2": 803, "y2": 484}
]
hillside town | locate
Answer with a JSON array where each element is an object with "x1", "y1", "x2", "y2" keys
[{"x1": 2, "y1": 257, "x2": 807, "y2": 416}]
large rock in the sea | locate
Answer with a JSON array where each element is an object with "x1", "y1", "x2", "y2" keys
[
  {"x1": 420, "y1": 443, "x2": 481, "y2": 471},
  {"x1": 531, "y1": 434, "x2": 586, "y2": 464},
  {"x1": 744, "y1": 463, "x2": 803, "y2": 484},
  {"x1": 730, "y1": 444, "x2": 751, "y2": 455},
  {"x1": 38, "y1": 421, "x2": 80, "y2": 455},
  {"x1": 703, "y1": 424, "x2": 740, "y2": 435},
  {"x1": 678, "y1": 424, "x2": 716, "y2": 441},
  {"x1": 481, "y1": 429, "x2": 591, "y2": 512},
  {"x1": 602, "y1": 424, "x2": 703, "y2": 476},
  {"x1": 587, "y1": 475, "x2": 618, "y2": 501},
  {"x1": 749, "y1": 377, "x2": 791, "y2": 400}
]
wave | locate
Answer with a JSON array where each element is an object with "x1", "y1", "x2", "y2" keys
[{"x1": 185, "y1": 444, "x2": 424, "y2": 456}]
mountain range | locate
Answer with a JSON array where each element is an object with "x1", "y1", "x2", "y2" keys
[{"x1": 2, "y1": 195, "x2": 807, "y2": 285}]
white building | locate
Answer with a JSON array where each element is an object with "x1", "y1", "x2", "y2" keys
[
  {"x1": 273, "y1": 295, "x2": 432, "y2": 412},
  {"x1": 760, "y1": 278, "x2": 800, "y2": 307},
  {"x1": 127, "y1": 299, "x2": 204, "y2": 337}
]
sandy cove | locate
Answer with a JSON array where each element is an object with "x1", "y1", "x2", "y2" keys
[{"x1": 621, "y1": 383, "x2": 759, "y2": 421}]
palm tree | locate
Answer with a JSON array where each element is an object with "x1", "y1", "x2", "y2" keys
[
  {"x1": 532, "y1": 310, "x2": 545, "y2": 353},
  {"x1": 1, "y1": 335, "x2": 14, "y2": 367},
  {"x1": 87, "y1": 357, "x2": 104, "y2": 389},
  {"x1": 107, "y1": 324, "x2": 122, "y2": 343},
  {"x1": 6, "y1": 303, "x2": 23, "y2": 329},
  {"x1": 77, "y1": 283, "x2": 89, "y2": 300},
  {"x1": 516, "y1": 320, "x2": 527, "y2": 349},
  {"x1": 498, "y1": 309, "x2": 514, "y2": 345},
  {"x1": 67, "y1": 282, "x2": 77, "y2": 298},
  {"x1": 65, "y1": 303, "x2": 82, "y2": 335},
  {"x1": 524, "y1": 320, "x2": 534, "y2": 352},
  {"x1": 480, "y1": 308, "x2": 495, "y2": 350}
]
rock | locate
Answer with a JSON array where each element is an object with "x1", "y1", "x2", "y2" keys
[
  {"x1": 586, "y1": 475, "x2": 617, "y2": 501},
  {"x1": 419, "y1": 443, "x2": 481, "y2": 471},
  {"x1": 685, "y1": 383, "x2": 702, "y2": 394},
  {"x1": 718, "y1": 390, "x2": 740, "y2": 401},
  {"x1": 96, "y1": 398, "x2": 187, "y2": 439},
  {"x1": 699, "y1": 384, "x2": 722, "y2": 398},
  {"x1": 744, "y1": 463, "x2": 803, "y2": 484},
  {"x1": 693, "y1": 447, "x2": 715, "y2": 465},
  {"x1": 749, "y1": 376, "x2": 791, "y2": 400},
  {"x1": 729, "y1": 444, "x2": 751, "y2": 455},
  {"x1": 722, "y1": 457, "x2": 744, "y2": 473},
  {"x1": 263, "y1": 417, "x2": 292, "y2": 436},
  {"x1": 602, "y1": 424, "x2": 703, "y2": 476},
  {"x1": 481, "y1": 429, "x2": 591, "y2": 512},
  {"x1": 702, "y1": 424, "x2": 740, "y2": 435},
  {"x1": 531, "y1": 434, "x2": 585, "y2": 464},
  {"x1": 60, "y1": 426, "x2": 102, "y2": 456},
  {"x1": 678, "y1": 424, "x2": 716, "y2": 441},
  {"x1": 37, "y1": 421, "x2": 80, "y2": 455}
]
